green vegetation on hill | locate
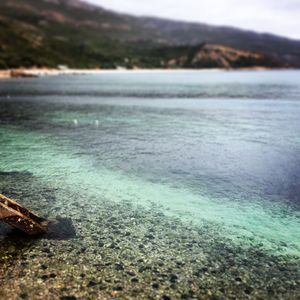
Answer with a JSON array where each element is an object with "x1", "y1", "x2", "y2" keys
[{"x1": 0, "y1": 0, "x2": 299, "y2": 69}]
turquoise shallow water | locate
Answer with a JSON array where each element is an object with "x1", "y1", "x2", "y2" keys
[{"x1": 0, "y1": 70, "x2": 300, "y2": 256}]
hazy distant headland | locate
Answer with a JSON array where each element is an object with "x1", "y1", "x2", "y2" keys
[{"x1": 0, "y1": 0, "x2": 300, "y2": 71}]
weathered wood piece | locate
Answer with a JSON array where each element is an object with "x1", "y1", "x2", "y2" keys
[{"x1": 0, "y1": 194, "x2": 48, "y2": 235}]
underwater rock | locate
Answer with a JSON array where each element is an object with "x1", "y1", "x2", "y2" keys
[{"x1": 0, "y1": 194, "x2": 48, "y2": 235}]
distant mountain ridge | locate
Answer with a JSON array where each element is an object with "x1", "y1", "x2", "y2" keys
[{"x1": 0, "y1": 0, "x2": 299, "y2": 69}]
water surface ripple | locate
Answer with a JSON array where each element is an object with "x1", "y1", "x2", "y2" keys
[{"x1": 0, "y1": 70, "x2": 300, "y2": 299}]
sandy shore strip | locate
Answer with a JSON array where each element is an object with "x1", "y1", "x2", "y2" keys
[
  {"x1": 0, "y1": 70, "x2": 12, "y2": 79},
  {"x1": 0, "y1": 67, "x2": 278, "y2": 79},
  {"x1": 0, "y1": 68, "x2": 223, "y2": 78}
]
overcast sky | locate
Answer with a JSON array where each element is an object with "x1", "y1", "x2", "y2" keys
[{"x1": 85, "y1": 0, "x2": 300, "y2": 40}]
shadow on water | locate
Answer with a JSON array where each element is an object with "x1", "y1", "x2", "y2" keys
[{"x1": 1, "y1": 218, "x2": 76, "y2": 241}]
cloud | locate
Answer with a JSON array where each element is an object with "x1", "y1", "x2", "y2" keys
[{"x1": 85, "y1": 0, "x2": 300, "y2": 39}]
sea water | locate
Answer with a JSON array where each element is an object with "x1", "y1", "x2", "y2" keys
[{"x1": 0, "y1": 70, "x2": 299, "y2": 298}]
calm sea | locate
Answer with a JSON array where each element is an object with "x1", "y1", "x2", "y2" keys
[{"x1": 0, "y1": 70, "x2": 300, "y2": 298}]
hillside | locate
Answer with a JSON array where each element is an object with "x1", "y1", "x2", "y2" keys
[
  {"x1": 155, "y1": 43, "x2": 282, "y2": 69},
  {"x1": 0, "y1": 0, "x2": 299, "y2": 69},
  {"x1": 137, "y1": 17, "x2": 300, "y2": 67}
]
